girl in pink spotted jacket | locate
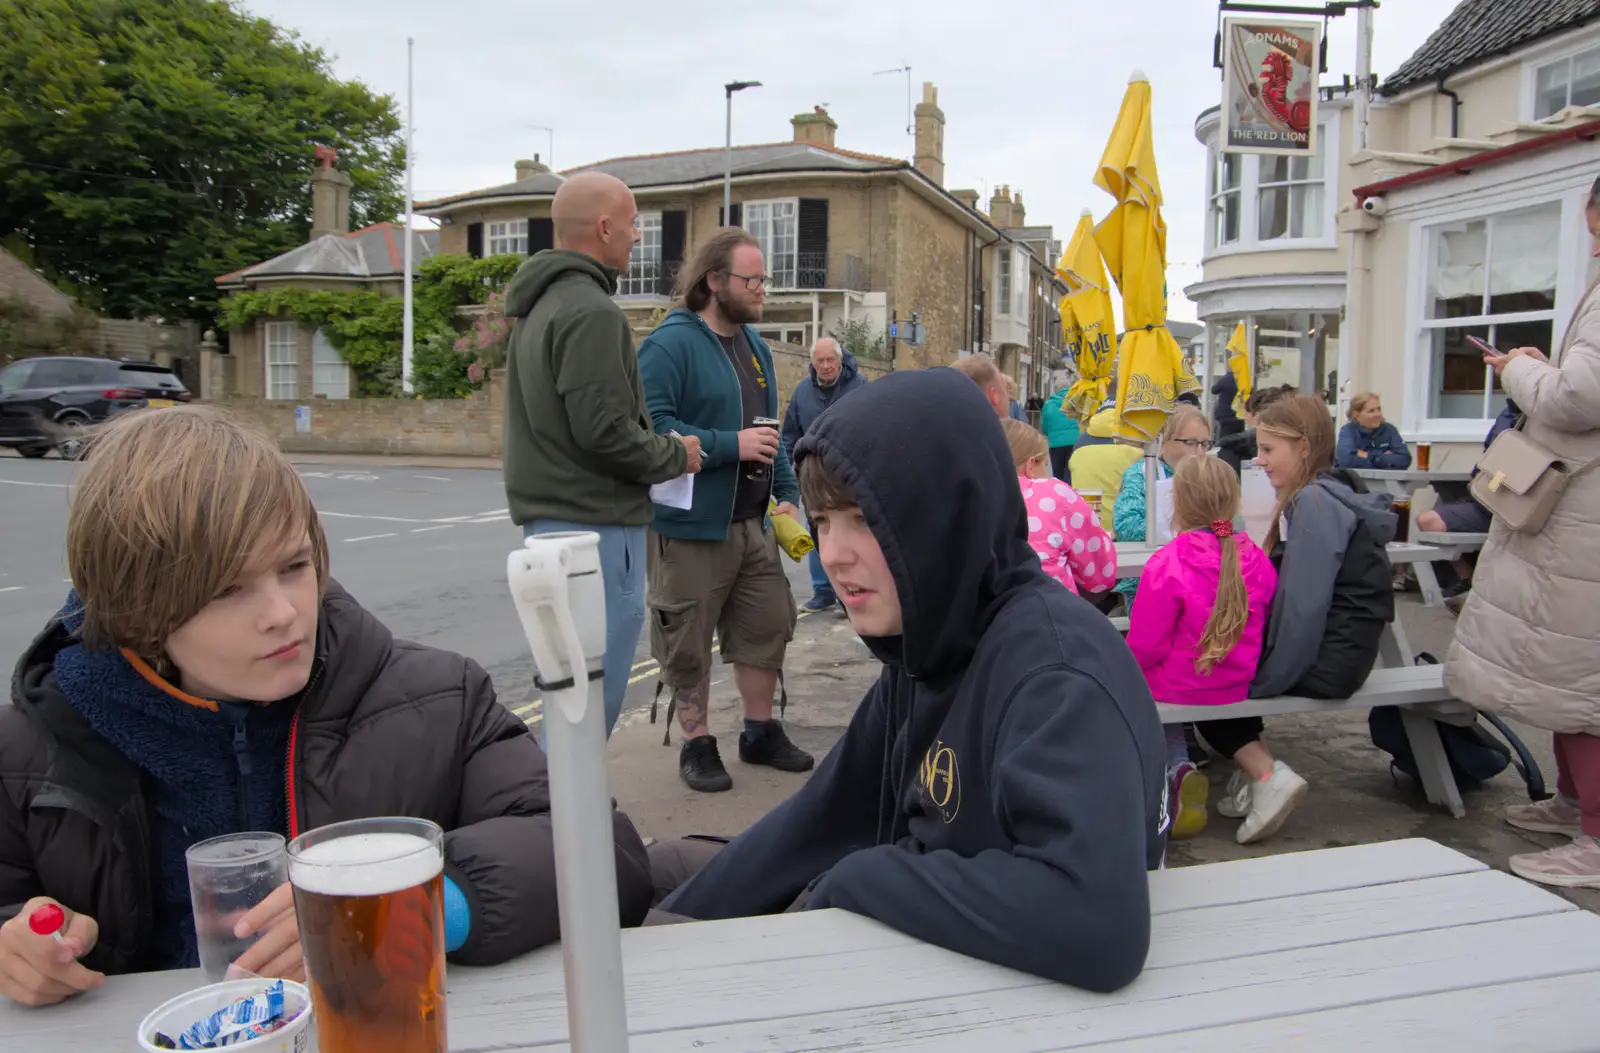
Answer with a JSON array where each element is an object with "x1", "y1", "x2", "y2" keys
[{"x1": 1002, "y1": 420, "x2": 1117, "y2": 595}]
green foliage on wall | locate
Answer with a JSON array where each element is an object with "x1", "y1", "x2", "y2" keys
[{"x1": 215, "y1": 253, "x2": 525, "y2": 397}]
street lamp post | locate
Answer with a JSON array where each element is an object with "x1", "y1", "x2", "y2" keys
[{"x1": 723, "y1": 80, "x2": 761, "y2": 225}]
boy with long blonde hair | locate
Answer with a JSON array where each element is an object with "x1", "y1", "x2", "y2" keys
[{"x1": 0, "y1": 406, "x2": 654, "y2": 1007}]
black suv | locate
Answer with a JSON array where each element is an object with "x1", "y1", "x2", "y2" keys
[{"x1": 0, "y1": 356, "x2": 191, "y2": 459}]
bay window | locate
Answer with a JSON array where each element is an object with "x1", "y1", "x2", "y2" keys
[
  {"x1": 1205, "y1": 117, "x2": 1337, "y2": 254},
  {"x1": 1421, "y1": 204, "x2": 1560, "y2": 422}
]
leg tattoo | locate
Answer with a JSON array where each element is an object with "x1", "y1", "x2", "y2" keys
[{"x1": 674, "y1": 675, "x2": 711, "y2": 737}]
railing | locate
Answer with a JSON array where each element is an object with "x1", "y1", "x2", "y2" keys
[{"x1": 780, "y1": 252, "x2": 866, "y2": 292}]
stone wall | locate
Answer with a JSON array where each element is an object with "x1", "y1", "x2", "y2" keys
[
  {"x1": 211, "y1": 372, "x2": 505, "y2": 458},
  {"x1": 207, "y1": 351, "x2": 886, "y2": 461}
]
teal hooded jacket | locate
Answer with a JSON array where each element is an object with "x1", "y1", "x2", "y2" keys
[{"x1": 637, "y1": 308, "x2": 800, "y2": 540}]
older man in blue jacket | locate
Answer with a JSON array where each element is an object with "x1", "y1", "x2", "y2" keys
[{"x1": 781, "y1": 336, "x2": 868, "y2": 611}]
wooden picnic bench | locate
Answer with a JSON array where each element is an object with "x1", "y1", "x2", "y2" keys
[
  {"x1": 1409, "y1": 530, "x2": 1489, "y2": 606},
  {"x1": 1105, "y1": 541, "x2": 1475, "y2": 817},
  {"x1": 13, "y1": 839, "x2": 1600, "y2": 1051}
]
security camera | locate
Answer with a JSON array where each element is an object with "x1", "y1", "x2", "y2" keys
[{"x1": 1361, "y1": 196, "x2": 1389, "y2": 217}]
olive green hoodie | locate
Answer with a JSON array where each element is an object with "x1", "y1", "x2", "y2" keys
[{"x1": 502, "y1": 250, "x2": 687, "y2": 526}]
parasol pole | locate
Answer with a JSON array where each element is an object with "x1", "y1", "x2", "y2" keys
[{"x1": 508, "y1": 533, "x2": 629, "y2": 1052}]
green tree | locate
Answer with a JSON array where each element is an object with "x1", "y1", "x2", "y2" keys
[{"x1": 0, "y1": 0, "x2": 404, "y2": 323}]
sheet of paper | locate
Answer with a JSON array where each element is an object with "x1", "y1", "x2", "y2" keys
[
  {"x1": 650, "y1": 473, "x2": 693, "y2": 510},
  {"x1": 1152, "y1": 476, "x2": 1177, "y2": 546}
]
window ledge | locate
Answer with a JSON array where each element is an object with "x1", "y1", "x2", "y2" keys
[{"x1": 1203, "y1": 238, "x2": 1340, "y2": 262}]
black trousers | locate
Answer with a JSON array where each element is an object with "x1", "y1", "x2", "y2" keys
[
  {"x1": 1050, "y1": 446, "x2": 1072, "y2": 485},
  {"x1": 1194, "y1": 716, "x2": 1265, "y2": 758}
]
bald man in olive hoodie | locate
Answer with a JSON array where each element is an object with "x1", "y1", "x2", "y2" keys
[{"x1": 503, "y1": 172, "x2": 701, "y2": 735}]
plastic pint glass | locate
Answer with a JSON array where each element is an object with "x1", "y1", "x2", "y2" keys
[{"x1": 288, "y1": 817, "x2": 447, "y2": 1053}]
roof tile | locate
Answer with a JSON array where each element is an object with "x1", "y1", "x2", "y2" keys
[{"x1": 1382, "y1": 0, "x2": 1600, "y2": 94}]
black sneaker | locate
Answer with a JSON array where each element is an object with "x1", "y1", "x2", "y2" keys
[
  {"x1": 739, "y1": 721, "x2": 816, "y2": 773},
  {"x1": 679, "y1": 736, "x2": 733, "y2": 793}
]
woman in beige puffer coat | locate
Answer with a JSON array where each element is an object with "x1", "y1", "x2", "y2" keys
[{"x1": 1445, "y1": 178, "x2": 1600, "y2": 891}]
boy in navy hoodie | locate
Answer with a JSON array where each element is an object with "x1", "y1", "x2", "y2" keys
[{"x1": 658, "y1": 368, "x2": 1167, "y2": 992}]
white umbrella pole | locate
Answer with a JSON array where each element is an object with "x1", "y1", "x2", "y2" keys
[
  {"x1": 508, "y1": 533, "x2": 629, "y2": 1052},
  {"x1": 1143, "y1": 442, "x2": 1159, "y2": 545}
]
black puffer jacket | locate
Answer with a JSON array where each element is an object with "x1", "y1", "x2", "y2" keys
[{"x1": 0, "y1": 583, "x2": 654, "y2": 976}]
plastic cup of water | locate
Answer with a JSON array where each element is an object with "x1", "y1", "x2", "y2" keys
[{"x1": 186, "y1": 833, "x2": 289, "y2": 983}]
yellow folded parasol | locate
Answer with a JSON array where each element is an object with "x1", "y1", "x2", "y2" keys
[
  {"x1": 1092, "y1": 71, "x2": 1199, "y2": 440},
  {"x1": 1055, "y1": 211, "x2": 1119, "y2": 420}
]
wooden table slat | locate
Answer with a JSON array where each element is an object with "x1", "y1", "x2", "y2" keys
[
  {"x1": 1070, "y1": 972, "x2": 1600, "y2": 1053},
  {"x1": 1149, "y1": 838, "x2": 1483, "y2": 913},
  {"x1": 603, "y1": 913, "x2": 1600, "y2": 1053}
]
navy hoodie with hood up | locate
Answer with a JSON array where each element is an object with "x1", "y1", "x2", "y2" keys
[{"x1": 659, "y1": 368, "x2": 1167, "y2": 992}]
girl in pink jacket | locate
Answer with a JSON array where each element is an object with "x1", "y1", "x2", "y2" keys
[
  {"x1": 1003, "y1": 420, "x2": 1116, "y2": 595},
  {"x1": 1126, "y1": 455, "x2": 1277, "y2": 841}
]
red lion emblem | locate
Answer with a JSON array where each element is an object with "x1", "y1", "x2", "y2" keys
[{"x1": 1258, "y1": 51, "x2": 1311, "y2": 135}]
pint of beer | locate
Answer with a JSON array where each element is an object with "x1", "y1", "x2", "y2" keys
[{"x1": 288, "y1": 818, "x2": 447, "y2": 1053}]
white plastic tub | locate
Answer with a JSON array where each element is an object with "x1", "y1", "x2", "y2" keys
[{"x1": 137, "y1": 978, "x2": 313, "y2": 1052}]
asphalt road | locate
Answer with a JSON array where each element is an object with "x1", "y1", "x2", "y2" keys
[{"x1": 0, "y1": 454, "x2": 813, "y2": 727}]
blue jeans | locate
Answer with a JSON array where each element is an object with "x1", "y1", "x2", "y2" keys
[{"x1": 523, "y1": 520, "x2": 646, "y2": 739}]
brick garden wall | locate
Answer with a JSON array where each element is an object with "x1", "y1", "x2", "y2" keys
[{"x1": 212, "y1": 350, "x2": 888, "y2": 460}]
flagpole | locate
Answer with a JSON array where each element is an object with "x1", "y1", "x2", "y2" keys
[{"x1": 401, "y1": 36, "x2": 415, "y2": 396}]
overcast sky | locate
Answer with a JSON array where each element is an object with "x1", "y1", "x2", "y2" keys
[{"x1": 243, "y1": 0, "x2": 1463, "y2": 321}]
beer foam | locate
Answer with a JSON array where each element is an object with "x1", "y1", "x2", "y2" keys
[{"x1": 289, "y1": 832, "x2": 442, "y2": 897}]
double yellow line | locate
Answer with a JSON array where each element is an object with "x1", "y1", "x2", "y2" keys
[{"x1": 514, "y1": 606, "x2": 825, "y2": 723}]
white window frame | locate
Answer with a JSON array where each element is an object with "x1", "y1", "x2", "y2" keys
[
  {"x1": 743, "y1": 198, "x2": 798, "y2": 289},
  {"x1": 1408, "y1": 200, "x2": 1565, "y2": 434},
  {"x1": 1255, "y1": 151, "x2": 1327, "y2": 243},
  {"x1": 487, "y1": 219, "x2": 528, "y2": 256},
  {"x1": 755, "y1": 326, "x2": 807, "y2": 347},
  {"x1": 997, "y1": 249, "x2": 1013, "y2": 316},
  {"x1": 311, "y1": 328, "x2": 350, "y2": 400},
  {"x1": 1203, "y1": 116, "x2": 1340, "y2": 259},
  {"x1": 1209, "y1": 147, "x2": 1244, "y2": 250},
  {"x1": 1521, "y1": 26, "x2": 1600, "y2": 121},
  {"x1": 618, "y1": 211, "x2": 663, "y2": 298},
  {"x1": 264, "y1": 321, "x2": 298, "y2": 400}
]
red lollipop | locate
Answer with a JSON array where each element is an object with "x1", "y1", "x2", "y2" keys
[{"x1": 28, "y1": 903, "x2": 68, "y2": 944}]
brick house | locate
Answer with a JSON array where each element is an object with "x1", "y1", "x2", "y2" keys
[
  {"x1": 418, "y1": 83, "x2": 1069, "y2": 395},
  {"x1": 213, "y1": 162, "x2": 438, "y2": 400}
]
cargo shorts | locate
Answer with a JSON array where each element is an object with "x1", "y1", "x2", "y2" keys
[{"x1": 647, "y1": 517, "x2": 797, "y2": 689}]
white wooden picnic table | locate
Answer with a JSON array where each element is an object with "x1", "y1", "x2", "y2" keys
[
  {"x1": 1353, "y1": 467, "x2": 1474, "y2": 498},
  {"x1": 1115, "y1": 540, "x2": 1475, "y2": 608},
  {"x1": 9, "y1": 839, "x2": 1599, "y2": 1052}
]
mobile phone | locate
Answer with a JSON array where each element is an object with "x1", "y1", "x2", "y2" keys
[{"x1": 1465, "y1": 335, "x2": 1500, "y2": 355}]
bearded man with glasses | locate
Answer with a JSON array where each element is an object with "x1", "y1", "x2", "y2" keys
[{"x1": 637, "y1": 229, "x2": 814, "y2": 792}]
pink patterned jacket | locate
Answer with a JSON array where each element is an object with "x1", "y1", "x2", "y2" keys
[{"x1": 1018, "y1": 475, "x2": 1117, "y2": 595}]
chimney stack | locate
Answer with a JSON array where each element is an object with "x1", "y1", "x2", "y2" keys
[
  {"x1": 310, "y1": 148, "x2": 352, "y2": 239},
  {"x1": 792, "y1": 106, "x2": 838, "y2": 148},
  {"x1": 989, "y1": 185, "x2": 1013, "y2": 226},
  {"x1": 913, "y1": 82, "x2": 945, "y2": 186},
  {"x1": 1012, "y1": 190, "x2": 1026, "y2": 227},
  {"x1": 515, "y1": 155, "x2": 552, "y2": 181},
  {"x1": 951, "y1": 188, "x2": 980, "y2": 211}
]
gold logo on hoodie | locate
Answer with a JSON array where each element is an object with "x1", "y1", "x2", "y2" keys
[{"x1": 918, "y1": 739, "x2": 961, "y2": 823}]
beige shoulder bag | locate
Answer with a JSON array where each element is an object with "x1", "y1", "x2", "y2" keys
[{"x1": 1469, "y1": 277, "x2": 1600, "y2": 534}]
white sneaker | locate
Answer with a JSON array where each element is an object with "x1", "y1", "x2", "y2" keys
[
  {"x1": 1237, "y1": 762, "x2": 1309, "y2": 844},
  {"x1": 1217, "y1": 769, "x2": 1252, "y2": 819}
]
